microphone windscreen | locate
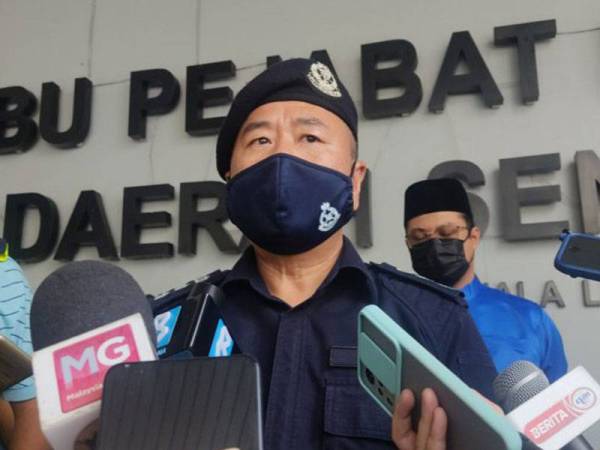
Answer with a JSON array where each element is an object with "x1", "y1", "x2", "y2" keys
[
  {"x1": 493, "y1": 360, "x2": 550, "y2": 412},
  {"x1": 30, "y1": 260, "x2": 155, "y2": 350}
]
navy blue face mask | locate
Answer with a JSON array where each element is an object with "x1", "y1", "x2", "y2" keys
[{"x1": 226, "y1": 153, "x2": 354, "y2": 255}]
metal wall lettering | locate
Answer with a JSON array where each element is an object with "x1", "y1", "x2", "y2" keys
[
  {"x1": 499, "y1": 153, "x2": 568, "y2": 241},
  {"x1": 121, "y1": 184, "x2": 175, "y2": 259},
  {"x1": 39, "y1": 78, "x2": 92, "y2": 148},
  {"x1": 0, "y1": 87, "x2": 38, "y2": 154},
  {"x1": 361, "y1": 39, "x2": 423, "y2": 118},
  {"x1": 582, "y1": 280, "x2": 600, "y2": 307},
  {"x1": 185, "y1": 61, "x2": 236, "y2": 136},
  {"x1": 178, "y1": 181, "x2": 240, "y2": 255},
  {"x1": 54, "y1": 191, "x2": 118, "y2": 261},
  {"x1": 541, "y1": 280, "x2": 566, "y2": 308},
  {"x1": 3, "y1": 193, "x2": 59, "y2": 262},
  {"x1": 429, "y1": 31, "x2": 503, "y2": 113},
  {"x1": 128, "y1": 69, "x2": 181, "y2": 140},
  {"x1": 494, "y1": 20, "x2": 556, "y2": 104},
  {"x1": 575, "y1": 150, "x2": 600, "y2": 234}
]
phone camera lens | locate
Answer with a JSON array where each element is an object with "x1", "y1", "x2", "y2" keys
[{"x1": 366, "y1": 368, "x2": 375, "y2": 385}]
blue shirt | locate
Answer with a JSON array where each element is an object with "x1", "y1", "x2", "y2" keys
[
  {"x1": 461, "y1": 276, "x2": 568, "y2": 383},
  {"x1": 217, "y1": 239, "x2": 497, "y2": 450},
  {"x1": 0, "y1": 257, "x2": 35, "y2": 403},
  {"x1": 0, "y1": 257, "x2": 36, "y2": 450}
]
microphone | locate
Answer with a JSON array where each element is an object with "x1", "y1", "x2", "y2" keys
[
  {"x1": 30, "y1": 261, "x2": 157, "y2": 450},
  {"x1": 150, "y1": 272, "x2": 239, "y2": 359},
  {"x1": 493, "y1": 361, "x2": 598, "y2": 450}
]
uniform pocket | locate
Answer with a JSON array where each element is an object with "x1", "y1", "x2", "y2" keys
[{"x1": 323, "y1": 377, "x2": 394, "y2": 450}]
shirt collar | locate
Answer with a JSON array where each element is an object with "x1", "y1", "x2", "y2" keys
[
  {"x1": 461, "y1": 275, "x2": 484, "y2": 301},
  {"x1": 222, "y1": 245, "x2": 268, "y2": 297},
  {"x1": 318, "y1": 236, "x2": 373, "y2": 293},
  {"x1": 222, "y1": 236, "x2": 374, "y2": 302}
]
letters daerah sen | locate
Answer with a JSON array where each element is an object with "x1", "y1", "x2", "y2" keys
[{"x1": 4, "y1": 151, "x2": 600, "y2": 264}]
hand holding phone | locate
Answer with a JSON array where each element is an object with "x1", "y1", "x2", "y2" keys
[{"x1": 357, "y1": 305, "x2": 522, "y2": 450}]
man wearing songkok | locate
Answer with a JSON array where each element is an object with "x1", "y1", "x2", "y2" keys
[{"x1": 404, "y1": 178, "x2": 568, "y2": 382}]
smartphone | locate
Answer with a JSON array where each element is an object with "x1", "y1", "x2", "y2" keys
[
  {"x1": 0, "y1": 334, "x2": 33, "y2": 392},
  {"x1": 554, "y1": 230, "x2": 600, "y2": 282},
  {"x1": 97, "y1": 354, "x2": 263, "y2": 450},
  {"x1": 357, "y1": 305, "x2": 522, "y2": 450}
]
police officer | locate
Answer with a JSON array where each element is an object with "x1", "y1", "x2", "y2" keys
[
  {"x1": 212, "y1": 59, "x2": 497, "y2": 450},
  {"x1": 403, "y1": 178, "x2": 568, "y2": 382}
]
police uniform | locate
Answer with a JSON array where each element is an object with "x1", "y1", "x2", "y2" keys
[
  {"x1": 462, "y1": 277, "x2": 567, "y2": 383},
  {"x1": 207, "y1": 239, "x2": 496, "y2": 449},
  {"x1": 208, "y1": 59, "x2": 497, "y2": 449}
]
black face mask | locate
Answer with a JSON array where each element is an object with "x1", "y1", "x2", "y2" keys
[{"x1": 409, "y1": 238, "x2": 470, "y2": 287}]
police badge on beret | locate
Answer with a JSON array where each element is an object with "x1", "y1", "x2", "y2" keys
[{"x1": 307, "y1": 62, "x2": 342, "y2": 98}]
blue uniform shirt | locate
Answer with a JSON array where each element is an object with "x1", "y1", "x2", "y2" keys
[
  {"x1": 461, "y1": 276, "x2": 568, "y2": 382},
  {"x1": 1, "y1": 257, "x2": 35, "y2": 403},
  {"x1": 217, "y1": 238, "x2": 497, "y2": 450}
]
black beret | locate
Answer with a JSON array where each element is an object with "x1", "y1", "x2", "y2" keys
[
  {"x1": 216, "y1": 58, "x2": 358, "y2": 179},
  {"x1": 404, "y1": 178, "x2": 473, "y2": 225}
]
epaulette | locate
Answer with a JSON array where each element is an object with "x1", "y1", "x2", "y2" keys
[
  {"x1": 368, "y1": 262, "x2": 466, "y2": 306},
  {"x1": 148, "y1": 269, "x2": 229, "y2": 309}
]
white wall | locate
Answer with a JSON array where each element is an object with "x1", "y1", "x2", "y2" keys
[{"x1": 1, "y1": 0, "x2": 600, "y2": 444}]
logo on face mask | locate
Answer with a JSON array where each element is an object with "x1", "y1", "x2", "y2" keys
[{"x1": 318, "y1": 202, "x2": 341, "y2": 232}]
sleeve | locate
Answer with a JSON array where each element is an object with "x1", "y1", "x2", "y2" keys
[
  {"x1": 539, "y1": 310, "x2": 568, "y2": 383},
  {"x1": 1, "y1": 258, "x2": 36, "y2": 403},
  {"x1": 441, "y1": 306, "x2": 498, "y2": 401}
]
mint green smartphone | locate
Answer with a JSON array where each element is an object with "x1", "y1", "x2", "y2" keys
[{"x1": 357, "y1": 305, "x2": 522, "y2": 450}]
